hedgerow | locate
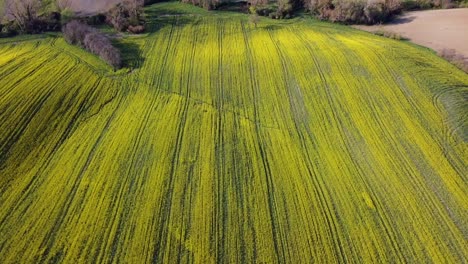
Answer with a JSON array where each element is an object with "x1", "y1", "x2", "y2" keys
[
  {"x1": 63, "y1": 20, "x2": 121, "y2": 69},
  {"x1": 305, "y1": 0, "x2": 402, "y2": 24}
]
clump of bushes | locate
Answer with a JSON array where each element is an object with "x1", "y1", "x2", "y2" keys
[
  {"x1": 182, "y1": 0, "x2": 220, "y2": 10},
  {"x1": 1, "y1": 0, "x2": 63, "y2": 34},
  {"x1": 276, "y1": 0, "x2": 295, "y2": 18},
  {"x1": 438, "y1": 49, "x2": 468, "y2": 73},
  {"x1": 27, "y1": 12, "x2": 62, "y2": 33},
  {"x1": 128, "y1": 25, "x2": 145, "y2": 34},
  {"x1": 305, "y1": 0, "x2": 402, "y2": 24},
  {"x1": 401, "y1": 0, "x2": 458, "y2": 9},
  {"x1": 106, "y1": 0, "x2": 146, "y2": 33},
  {"x1": 0, "y1": 22, "x2": 18, "y2": 37},
  {"x1": 84, "y1": 14, "x2": 107, "y2": 26},
  {"x1": 63, "y1": 20, "x2": 122, "y2": 70},
  {"x1": 183, "y1": 0, "x2": 297, "y2": 17},
  {"x1": 249, "y1": 0, "x2": 298, "y2": 19}
]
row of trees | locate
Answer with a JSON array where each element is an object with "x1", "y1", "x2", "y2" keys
[
  {"x1": 181, "y1": 0, "x2": 299, "y2": 16},
  {"x1": 1, "y1": 0, "x2": 148, "y2": 70},
  {"x1": 184, "y1": 0, "x2": 465, "y2": 23},
  {"x1": 63, "y1": 20, "x2": 122, "y2": 70},
  {"x1": 1, "y1": 0, "x2": 74, "y2": 34},
  {"x1": 249, "y1": 0, "x2": 402, "y2": 24},
  {"x1": 3, "y1": 0, "x2": 44, "y2": 33},
  {"x1": 181, "y1": 0, "x2": 220, "y2": 10},
  {"x1": 249, "y1": 0, "x2": 299, "y2": 19},
  {"x1": 305, "y1": 0, "x2": 402, "y2": 24},
  {"x1": 1, "y1": 0, "x2": 146, "y2": 35},
  {"x1": 181, "y1": 0, "x2": 398, "y2": 23}
]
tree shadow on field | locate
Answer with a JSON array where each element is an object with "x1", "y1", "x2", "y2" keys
[
  {"x1": 113, "y1": 41, "x2": 145, "y2": 70},
  {"x1": 390, "y1": 15, "x2": 416, "y2": 25},
  {"x1": 144, "y1": 9, "x2": 199, "y2": 34}
]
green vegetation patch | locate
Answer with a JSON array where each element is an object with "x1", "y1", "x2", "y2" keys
[
  {"x1": 0, "y1": 0, "x2": 4, "y2": 19},
  {"x1": 0, "y1": 3, "x2": 467, "y2": 263}
]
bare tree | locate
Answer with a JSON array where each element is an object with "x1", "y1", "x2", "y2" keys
[
  {"x1": 107, "y1": 0, "x2": 144, "y2": 32},
  {"x1": 181, "y1": 0, "x2": 220, "y2": 10},
  {"x1": 5, "y1": 0, "x2": 41, "y2": 32},
  {"x1": 100, "y1": 45, "x2": 122, "y2": 70},
  {"x1": 56, "y1": 0, "x2": 73, "y2": 11},
  {"x1": 63, "y1": 20, "x2": 122, "y2": 70},
  {"x1": 63, "y1": 20, "x2": 94, "y2": 46},
  {"x1": 123, "y1": 0, "x2": 144, "y2": 20}
]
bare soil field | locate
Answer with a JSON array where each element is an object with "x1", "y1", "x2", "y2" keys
[
  {"x1": 0, "y1": 0, "x2": 119, "y2": 18},
  {"x1": 355, "y1": 8, "x2": 468, "y2": 59},
  {"x1": 68, "y1": 0, "x2": 122, "y2": 13}
]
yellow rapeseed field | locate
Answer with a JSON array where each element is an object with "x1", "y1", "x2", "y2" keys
[{"x1": 0, "y1": 3, "x2": 467, "y2": 263}]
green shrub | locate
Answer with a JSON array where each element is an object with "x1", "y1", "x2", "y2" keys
[
  {"x1": 0, "y1": 21, "x2": 18, "y2": 37},
  {"x1": 107, "y1": 0, "x2": 145, "y2": 32}
]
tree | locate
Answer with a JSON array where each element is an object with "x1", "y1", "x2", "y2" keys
[
  {"x1": 107, "y1": 0, "x2": 144, "y2": 32},
  {"x1": 63, "y1": 20, "x2": 94, "y2": 46},
  {"x1": 100, "y1": 45, "x2": 122, "y2": 71},
  {"x1": 181, "y1": 0, "x2": 220, "y2": 10},
  {"x1": 123, "y1": 0, "x2": 144, "y2": 21},
  {"x1": 4, "y1": 0, "x2": 41, "y2": 32},
  {"x1": 277, "y1": 0, "x2": 293, "y2": 17},
  {"x1": 249, "y1": 0, "x2": 268, "y2": 7},
  {"x1": 63, "y1": 20, "x2": 122, "y2": 70}
]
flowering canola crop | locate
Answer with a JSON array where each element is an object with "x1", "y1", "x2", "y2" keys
[{"x1": 0, "y1": 4, "x2": 467, "y2": 263}]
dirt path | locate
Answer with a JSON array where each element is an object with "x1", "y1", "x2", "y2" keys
[{"x1": 355, "y1": 8, "x2": 468, "y2": 59}]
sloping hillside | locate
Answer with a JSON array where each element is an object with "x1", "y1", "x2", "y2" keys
[{"x1": 0, "y1": 3, "x2": 467, "y2": 263}]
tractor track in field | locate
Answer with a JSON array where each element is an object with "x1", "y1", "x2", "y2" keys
[
  {"x1": 0, "y1": 81, "x2": 78, "y2": 175},
  {"x1": 241, "y1": 21, "x2": 286, "y2": 263},
  {"x1": 0, "y1": 50, "x2": 60, "y2": 99},
  {"x1": 149, "y1": 17, "x2": 182, "y2": 263},
  {"x1": 0, "y1": 77, "x2": 105, "y2": 225},
  {"x1": 431, "y1": 85, "x2": 468, "y2": 141},
  {"x1": 269, "y1": 28, "x2": 353, "y2": 261},
  {"x1": 292, "y1": 31, "x2": 360, "y2": 263},
  {"x1": 296, "y1": 30, "x2": 411, "y2": 262},
  {"x1": 214, "y1": 20, "x2": 228, "y2": 263},
  {"x1": 0, "y1": 46, "x2": 47, "y2": 81},
  {"x1": 0, "y1": 52, "x2": 69, "y2": 162},
  {"x1": 39, "y1": 85, "x2": 123, "y2": 264}
]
